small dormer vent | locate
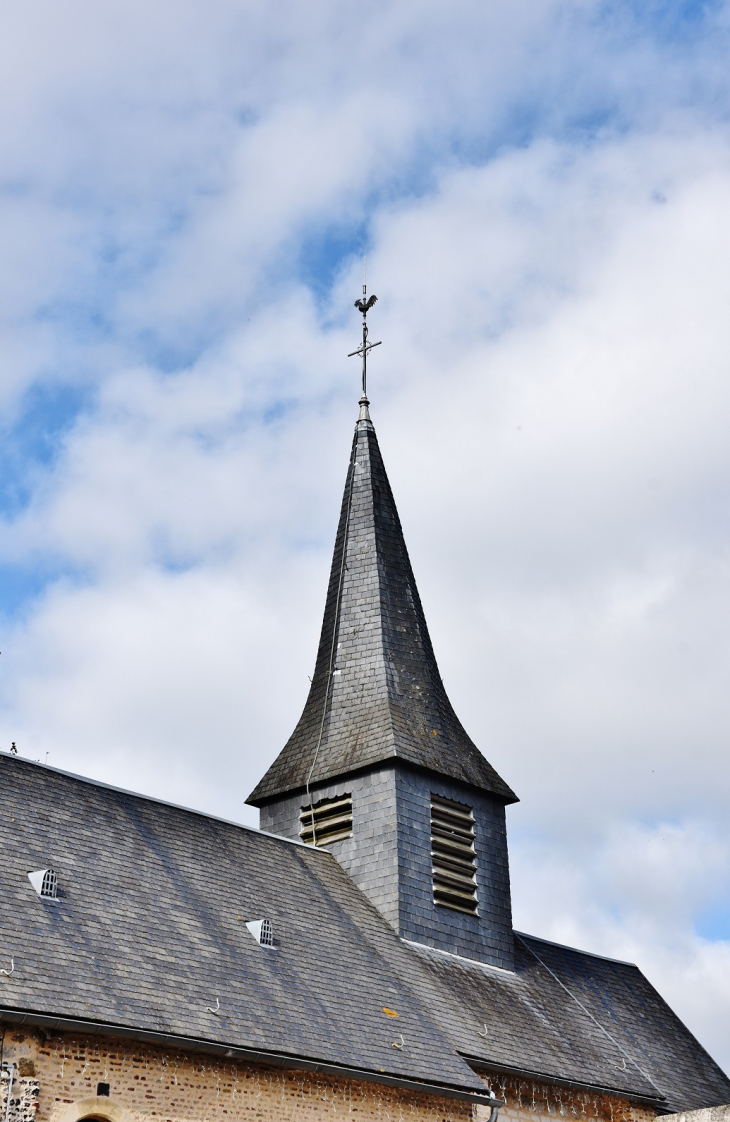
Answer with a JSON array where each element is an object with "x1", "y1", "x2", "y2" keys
[
  {"x1": 245, "y1": 918, "x2": 274, "y2": 947},
  {"x1": 28, "y1": 869, "x2": 58, "y2": 899},
  {"x1": 300, "y1": 794, "x2": 352, "y2": 846}
]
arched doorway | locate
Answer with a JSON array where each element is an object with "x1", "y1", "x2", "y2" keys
[{"x1": 56, "y1": 1097, "x2": 133, "y2": 1122}]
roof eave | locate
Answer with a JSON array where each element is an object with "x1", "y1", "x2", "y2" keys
[
  {"x1": 464, "y1": 1056, "x2": 667, "y2": 1108},
  {"x1": 247, "y1": 756, "x2": 519, "y2": 809},
  {"x1": 0, "y1": 1006, "x2": 491, "y2": 1104}
]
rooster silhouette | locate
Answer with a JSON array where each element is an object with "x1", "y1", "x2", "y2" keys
[{"x1": 354, "y1": 294, "x2": 377, "y2": 314}]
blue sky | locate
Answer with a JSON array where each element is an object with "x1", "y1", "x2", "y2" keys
[{"x1": 1, "y1": 0, "x2": 730, "y2": 1070}]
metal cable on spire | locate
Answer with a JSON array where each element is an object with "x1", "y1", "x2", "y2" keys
[{"x1": 348, "y1": 280, "x2": 381, "y2": 402}]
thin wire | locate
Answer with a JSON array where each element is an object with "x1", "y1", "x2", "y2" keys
[
  {"x1": 304, "y1": 434, "x2": 358, "y2": 846},
  {"x1": 514, "y1": 933, "x2": 663, "y2": 1097}
]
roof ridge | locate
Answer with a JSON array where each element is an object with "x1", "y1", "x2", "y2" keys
[
  {"x1": 513, "y1": 930, "x2": 638, "y2": 968},
  {"x1": 0, "y1": 751, "x2": 309, "y2": 849}
]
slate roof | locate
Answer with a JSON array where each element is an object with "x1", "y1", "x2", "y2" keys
[
  {"x1": 0, "y1": 754, "x2": 482, "y2": 1097},
  {"x1": 404, "y1": 938, "x2": 730, "y2": 1112},
  {"x1": 248, "y1": 407, "x2": 517, "y2": 806},
  {"x1": 2, "y1": 754, "x2": 729, "y2": 1112}
]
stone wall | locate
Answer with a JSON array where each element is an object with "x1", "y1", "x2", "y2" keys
[
  {"x1": 661, "y1": 1108, "x2": 730, "y2": 1122},
  {"x1": 0, "y1": 1075, "x2": 41, "y2": 1122}
]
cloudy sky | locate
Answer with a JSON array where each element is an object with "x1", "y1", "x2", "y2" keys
[{"x1": 1, "y1": 0, "x2": 730, "y2": 1073}]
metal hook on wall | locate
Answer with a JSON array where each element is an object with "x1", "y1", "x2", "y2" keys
[
  {"x1": 0, "y1": 960, "x2": 14, "y2": 978},
  {"x1": 205, "y1": 998, "x2": 220, "y2": 1015}
]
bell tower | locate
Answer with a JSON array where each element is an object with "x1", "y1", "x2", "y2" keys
[{"x1": 246, "y1": 292, "x2": 518, "y2": 970}]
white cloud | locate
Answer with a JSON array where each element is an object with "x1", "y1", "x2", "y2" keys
[{"x1": 510, "y1": 819, "x2": 730, "y2": 1069}]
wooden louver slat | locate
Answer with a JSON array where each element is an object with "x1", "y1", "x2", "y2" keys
[
  {"x1": 300, "y1": 795, "x2": 353, "y2": 846},
  {"x1": 431, "y1": 794, "x2": 478, "y2": 914}
]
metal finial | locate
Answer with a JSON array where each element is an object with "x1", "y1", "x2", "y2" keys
[{"x1": 348, "y1": 275, "x2": 381, "y2": 402}]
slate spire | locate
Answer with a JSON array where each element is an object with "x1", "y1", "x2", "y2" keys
[{"x1": 247, "y1": 402, "x2": 517, "y2": 807}]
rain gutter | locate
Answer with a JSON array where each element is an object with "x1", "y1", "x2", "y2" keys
[
  {"x1": 0, "y1": 1007, "x2": 495, "y2": 1106},
  {"x1": 463, "y1": 1054, "x2": 666, "y2": 1108}
]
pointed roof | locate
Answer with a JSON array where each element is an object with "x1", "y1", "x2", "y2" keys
[{"x1": 247, "y1": 402, "x2": 517, "y2": 807}]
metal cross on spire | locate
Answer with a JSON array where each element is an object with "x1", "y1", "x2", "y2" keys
[{"x1": 348, "y1": 270, "x2": 381, "y2": 403}]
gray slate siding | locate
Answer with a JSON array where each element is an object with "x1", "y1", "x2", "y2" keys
[
  {"x1": 395, "y1": 770, "x2": 514, "y2": 970},
  {"x1": 260, "y1": 768, "x2": 401, "y2": 930},
  {"x1": 263, "y1": 765, "x2": 514, "y2": 972}
]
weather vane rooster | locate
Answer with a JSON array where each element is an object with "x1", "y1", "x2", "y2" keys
[
  {"x1": 354, "y1": 293, "x2": 377, "y2": 315},
  {"x1": 348, "y1": 265, "x2": 381, "y2": 400}
]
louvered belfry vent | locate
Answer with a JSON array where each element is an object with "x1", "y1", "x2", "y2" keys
[
  {"x1": 431, "y1": 794, "x2": 478, "y2": 914},
  {"x1": 300, "y1": 795, "x2": 353, "y2": 846}
]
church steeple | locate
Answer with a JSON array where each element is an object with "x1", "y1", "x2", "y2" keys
[
  {"x1": 247, "y1": 403, "x2": 516, "y2": 808},
  {"x1": 247, "y1": 295, "x2": 516, "y2": 970}
]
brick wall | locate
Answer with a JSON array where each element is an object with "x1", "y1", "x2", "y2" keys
[
  {"x1": 476, "y1": 1074, "x2": 657, "y2": 1122},
  {"x1": 0, "y1": 1029, "x2": 472, "y2": 1122},
  {"x1": 0, "y1": 1029, "x2": 659, "y2": 1122}
]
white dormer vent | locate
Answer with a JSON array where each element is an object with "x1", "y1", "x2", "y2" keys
[
  {"x1": 245, "y1": 918, "x2": 274, "y2": 947},
  {"x1": 28, "y1": 869, "x2": 58, "y2": 899}
]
